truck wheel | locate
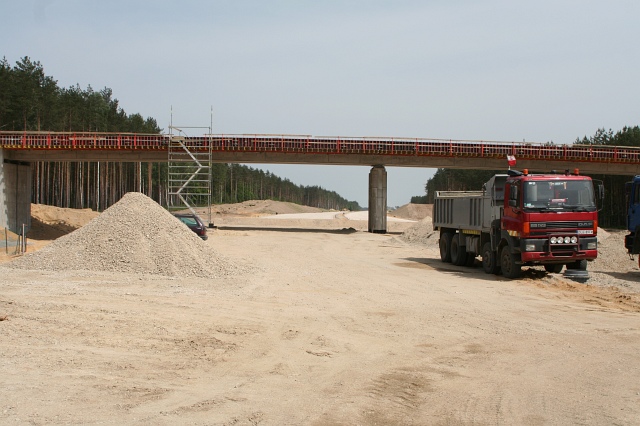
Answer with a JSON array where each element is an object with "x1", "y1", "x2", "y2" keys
[
  {"x1": 439, "y1": 232, "x2": 453, "y2": 263},
  {"x1": 500, "y1": 246, "x2": 522, "y2": 279},
  {"x1": 450, "y1": 234, "x2": 468, "y2": 266},
  {"x1": 544, "y1": 264, "x2": 564, "y2": 273},
  {"x1": 482, "y1": 242, "x2": 500, "y2": 275},
  {"x1": 566, "y1": 260, "x2": 587, "y2": 270}
]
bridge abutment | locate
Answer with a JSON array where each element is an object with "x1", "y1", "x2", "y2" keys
[
  {"x1": 0, "y1": 149, "x2": 32, "y2": 234},
  {"x1": 368, "y1": 165, "x2": 387, "y2": 233}
]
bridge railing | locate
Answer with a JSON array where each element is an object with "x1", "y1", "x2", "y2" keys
[
  {"x1": 2, "y1": 131, "x2": 640, "y2": 164},
  {"x1": 0, "y1": 132, "x2": 168, "y2": 150}
]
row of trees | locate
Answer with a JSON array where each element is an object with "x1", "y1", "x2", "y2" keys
[
  {"x1": 32, "y1": 161, "x2": 360, "y2": 212},
  {"x1": 423, "y1": 126, "x2": 640, "y2": 228},
  {"x1": 0, "y1": 57, "x2": 160, "y2": 133},
  {"x1": 210, "y1": 164, "x2": 359, "y2": 210},
  {"x1": 2, "y1": 56, "x2": 361, "y2": 212}
]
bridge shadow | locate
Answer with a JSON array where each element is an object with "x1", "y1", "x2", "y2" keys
[
  {"x1": 216, "y1": 225, "x2": 359, "y2": 234},
  {"x1": 216, "y1": 225, "x2": 405, "y2": 235}
]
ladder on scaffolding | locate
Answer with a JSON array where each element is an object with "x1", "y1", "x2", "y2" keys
[{"x1": 167, "y1": 127, "x2": 214, "y2": 227}]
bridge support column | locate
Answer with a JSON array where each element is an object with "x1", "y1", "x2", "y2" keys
[
  {"x1": 368, "y1": 165, "x2": 387, "y2": 234},
  {"x1": 0, "y1": 149, "x2": 32, "y2": 234}
]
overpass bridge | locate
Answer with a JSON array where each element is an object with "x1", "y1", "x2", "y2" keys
[{"x1": 2, "y1": 131, "x2": 640, "y2": 234}]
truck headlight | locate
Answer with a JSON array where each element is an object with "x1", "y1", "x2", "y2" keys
[
  {"x1": 550, "y1": 236, "x2": 557, "y2": 244},
  {"x1": 570, "y1": 236, "x2": 578, "y2": 244},
  {"x1": 564, "y1": 236, "x2": 571, "y2": 244},
  {"x1": 587, "y1": 242, "x2": 597, "y2": 249},
  {"x1": 525, "y1": 244, "x2": 536, "y2": 251}
]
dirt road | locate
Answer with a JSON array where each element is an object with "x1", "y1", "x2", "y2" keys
[{"x1": 1, "y1": 203, "x2": 640, "y2": 424}]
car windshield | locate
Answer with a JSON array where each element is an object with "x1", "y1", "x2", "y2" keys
[
  {"x1": 178, "y1": 216, "x2": 198, "y2": 226},
  {"x1": 523, "y1": 179, "x2": 596, "y2": 211}
]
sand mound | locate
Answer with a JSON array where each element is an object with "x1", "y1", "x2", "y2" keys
[
  {"x1": 8, "y1": 192, "x2": 244, "y2": 278},
  {"x1": 211, "y1": 200, "x2": 327, "y2": 217},
  {"x1": 390, "y1": 203, "x2": 432, "y2": 221},
  {"x1": 397, "y1": 216, "x2": 437, "y2": 245},
  {"x1": 28, "y1": 204, "x2": 100, "y2": 240},
  {"x1": 31, "y1": 203, "x2": 100, "y2": 228}
]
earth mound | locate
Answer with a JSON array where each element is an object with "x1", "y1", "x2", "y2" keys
[
  {"x1": 211, "y1": 200, "x2": 327, "y2": 217},
  {"x1": 390, "y1": 203, "x2": 432, "y2": 221},
  {"x1": 397, "y1": 216, "x2": 437, "y2": 245},
  {"x1": 8, "y1": 192, "x2": 243, "y2": 278},
  {"x1": 28, "y1": 204, "x2": 100, "y2": 240}
]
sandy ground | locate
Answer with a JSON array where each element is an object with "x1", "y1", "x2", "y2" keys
[{"x1": 1, "y1": 200, "x2": 640, "y2": 425}]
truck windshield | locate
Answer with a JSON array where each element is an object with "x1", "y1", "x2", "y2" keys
[{"x1": 523, "y1": 179, "x2": 596, "y2": 211}]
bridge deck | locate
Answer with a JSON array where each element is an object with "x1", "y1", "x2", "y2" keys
[{"x1": 2, "y1": 131, "x2": 640, "y2": 175}]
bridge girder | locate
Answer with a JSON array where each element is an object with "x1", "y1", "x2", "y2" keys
[{"x1": 4, "y1": 149, "x2": 640, "y2": 176}]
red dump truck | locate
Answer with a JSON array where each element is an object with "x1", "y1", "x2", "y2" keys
[{"x1": 433, "y1": 169, "x2": 601, "y2": 279}]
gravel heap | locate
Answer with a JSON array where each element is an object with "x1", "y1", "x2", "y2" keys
[
  {"x1": 397, "y1": 217, "x2": 437, "y2": 245},
  {"x1": 8, "y1": 192, "x2": 243, "y2": 278}
]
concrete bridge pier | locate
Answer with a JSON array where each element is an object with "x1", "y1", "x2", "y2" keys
[
  {"x1": 0, "y1": 148, "x2": 32, "y2": 234},
  {"x1": 368, "y1": 165, "x2": 387, "y2": 234}
]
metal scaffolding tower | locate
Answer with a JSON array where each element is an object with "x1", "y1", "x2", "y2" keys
[{"x1": 167, "y1": 125, "x2": 213, "y2": 227}]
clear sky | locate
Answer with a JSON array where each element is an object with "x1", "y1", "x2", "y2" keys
[{"x1": 2, "y1": 1, "x2": 639, "y2": 207}]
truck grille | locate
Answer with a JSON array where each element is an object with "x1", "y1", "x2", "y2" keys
[{"x1": 530, "y1": 221, "x2": 594, "y2": 229}]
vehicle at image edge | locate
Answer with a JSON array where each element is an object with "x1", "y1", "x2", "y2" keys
[
  {"x1": 173, "y1": 213, "x2": 208, "y2": 240},
  {"x1": 432, "y1": 169, "x2": 602, "y2": 279},
  {"x1": 625, "y1": 176, "x2": 640, "y2": 265}
]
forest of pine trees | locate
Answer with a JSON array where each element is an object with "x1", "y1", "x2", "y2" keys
[{"x1": 0, "y1": 56, "x2": 361, "y2": 212}]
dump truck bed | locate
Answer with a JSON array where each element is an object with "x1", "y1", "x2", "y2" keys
[
  {"x1": 432, "y1": 175, "x2": 507, "y2": 232},
  {"x1": 433, "y1": 191, "x2": 487, "y2": 232}
]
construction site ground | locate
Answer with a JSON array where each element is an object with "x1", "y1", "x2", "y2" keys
[{"x1": 1, "y1": 198, "x2": 640, "y2": 425}]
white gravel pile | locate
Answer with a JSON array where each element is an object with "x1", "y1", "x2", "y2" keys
[{"x1": 8, "y1": 192, "x2": 244, "y2": 278}]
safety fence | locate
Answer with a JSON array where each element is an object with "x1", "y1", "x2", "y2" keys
[{"x1": 2, "y1": 226, "x2": 28, "y2": 255}]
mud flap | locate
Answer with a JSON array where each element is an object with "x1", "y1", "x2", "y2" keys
[{"x1": 633, "y1": 226, "x2": 640, "y2": 255}]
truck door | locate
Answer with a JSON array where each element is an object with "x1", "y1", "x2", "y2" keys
[
  {"x1": 502, "y1": 180, "x2": 522, "y2": 234},
  {"x1": 628, "y1": 178, "x2": 640, "y2": 232}
]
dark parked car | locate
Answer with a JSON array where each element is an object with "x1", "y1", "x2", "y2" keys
[{"x1": 173, "y1": 213, "x2": 208, "y2": 240}]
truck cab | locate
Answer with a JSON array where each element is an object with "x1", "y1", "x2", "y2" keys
[{"x1": 502, "y1": 171, "x2": 598, "y2": 270}]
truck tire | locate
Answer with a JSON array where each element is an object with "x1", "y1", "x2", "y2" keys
[
  {"x1": 450, "y1": 234, "x2": 468, "y2": 266},
  {"x1": 482, "y1": 242, "x2": 500, "y2": 275},
  {"x1": 544, "y1": 264, "x2": 564, "y2": 273},
  {"x1": 500, "y1": 246, "x2": 522, "y2": 279},
  {"x1": 439, "y1": 232, "x2": 453, "y2": 263},
  {"x1": 566, "y1": 260, "x2": 587, "y2": 270}
]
